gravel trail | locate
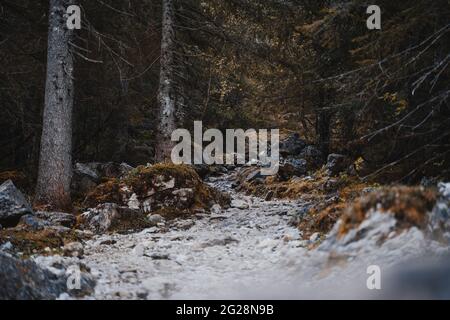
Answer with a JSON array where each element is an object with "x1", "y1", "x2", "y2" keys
[
  {"x1": 79, "y1": 174, "x2": 312, "y2": 299},
  {"x1": 33, "y1": 175, "x2": 450, "y2": 299}
]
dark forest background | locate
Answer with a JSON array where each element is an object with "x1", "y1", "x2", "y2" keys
[{"x1": 1, "y1": 0, "x2": 449, "y2": 187}]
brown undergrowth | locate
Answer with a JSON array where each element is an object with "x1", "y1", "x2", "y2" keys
[
  {"x1": 242, "y1": 167, "x2": 438, "y2": 239},
  {"x1": 337, "y1": 186, "x2": 437, "y2": 237},
  {"x1": 0, "y1": 170, "x2": 32, "y2": 195},
  {"x1": 238, "y1": 167, "x2": 379, "y2": 239}
]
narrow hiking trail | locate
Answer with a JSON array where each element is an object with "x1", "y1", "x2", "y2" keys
[
  {"x1": 32, "y1": 171, "x2": 450, "y2": 299},
  {"x1": 76, "y1": 172, "x2": 311, "y2": 299}
]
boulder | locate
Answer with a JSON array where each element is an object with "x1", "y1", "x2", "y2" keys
[
  {"x1": 147, "y1": 214, "x2": 165, "y2": 226},
  {"x1": 278, "y1": 158, "x2": 307, "y2": 181},
  {"x1": 17, "y1": 212, "x2": 76, "y2": 231},
  {"x1": 279, "y1": 133, "x2": 307, "y2": 157},
  {"x1": 193, "y1": 164, "x2": 228, "y2": 179},
  {"x1": 299, "y1": 145, "x2": 324, "y2": 169},
  {"x1": 72, "y1": 162, "x2": 134, "y2": 199},
  {"x1": 63, "y1": 242, "x2": 84, "y2": 258},
  {"x1": 231, "y1": 199, "x2": 249, "y2": 209},
  {"x1": 0, "y1": 241, "x2": 13, "y2": 253},
  {"x1": 127, "y1": 193, "x2": 140, "y2": 210},
  {"x1": 18, "y1": 214, "x2": 51, "y2": 231},
  {"x1": 32, "y1": 255, "x2": 96, "y2": 298},
  {"x1": 71, "y1": 163, "x2": 100, "y2": 197},
  {"x1": 99, "y1": 162, "x2": 134, "y2": 178},
  {"x1": 83, "y1": 164, "x2": 230, "y2": 220},
  {"x1": 172, "y1": 188, "x2": 195, "y2": 206},
  {"x1": 325, "y1": 153, "x2": 349, "y2": 176},
  {"x1": 35, "y1": 211, "x2": 76, "y2": 229},
  {"x1": 80, "y1": 203, "x2": 148, "y2": 234},
  {"x1": 143, "y1": 186, "x2": 197, "y2": 214},
  {"x1": 0, "y1": 252, "x2": 67, "y2": 299},
  {"x1": 428, "y1": 182, "x2": 450, "y2": 242},
  {"x1": 75, "y1": 162, "x2": 133, "y2": 180},
  {"x1": 319, "y1": 185, "x2": 444, "y2": 254},
  {"x1": 0, "y1": 180, "x2": 33, "y2": 228}
]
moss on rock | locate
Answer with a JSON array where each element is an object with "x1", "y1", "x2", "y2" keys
[
  {"x1": 338, "y1": 186, "x2": 437, "y2": 237},
  {"x1": 82, "y1": 164, "x2": 230, "y2": 219},
  {"x1": 83, "y1": 178, "x2": 123, "y2": 208}
]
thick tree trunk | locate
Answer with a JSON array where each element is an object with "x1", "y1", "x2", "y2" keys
[
  {"x1": 35, "y1": 0, "x2": 74, "y2": 210},
  {"x1": 155, "y1": 0, "x2": 177, "y2": 162}
]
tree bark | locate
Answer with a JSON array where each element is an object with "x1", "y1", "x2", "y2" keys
[
  {"x1": 35, "y1": 0, "x2": 74, "y2": 210},
  {"x1": 155, "y1": 0, "x2": 177, "y2": 162}
]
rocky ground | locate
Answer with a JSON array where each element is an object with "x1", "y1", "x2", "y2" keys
[
  {"x1": 1, "y1": 134, "x2": 450, "y2": 299},
  {"x1": 7, "y1": 172, "x2": 448, "y2": 300},
  {"x1": 55, "y1": 176, "x2": 305, "y2": 299}
]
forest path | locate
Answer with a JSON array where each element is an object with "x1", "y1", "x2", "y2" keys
[{"x1": 81, "y1": 171, "x2": 311, "y2": 299}]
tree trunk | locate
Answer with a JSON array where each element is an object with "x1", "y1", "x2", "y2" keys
[
  {"x1": 35, "y1": 0, "x2": 74, "y2": 210},
  {"x1": 155, "y1": 0, "x2": 177, "y2": 162}
]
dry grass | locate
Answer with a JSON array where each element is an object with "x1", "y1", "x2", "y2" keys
[
  {"x1": 299, "y1": 202, "x2": 348, "y2": 239},
  {"x1": 338, "y1": 186, "x2": 437, "y2": 237},
  {"x1": 239, "y1": 167, "x2": 378, "y2": 238}
]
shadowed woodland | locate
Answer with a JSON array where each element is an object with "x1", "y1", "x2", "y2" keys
[
  {"x1": 1, "y1": 0, "x2": 449, "y2": 189},
  {"x1": 0, "y1": 0, "x2": 450, "y2": 300}
]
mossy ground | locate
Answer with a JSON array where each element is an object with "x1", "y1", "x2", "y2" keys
[{"x1": 0, "y1": 227, "x2": 90, "y2": 257}]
